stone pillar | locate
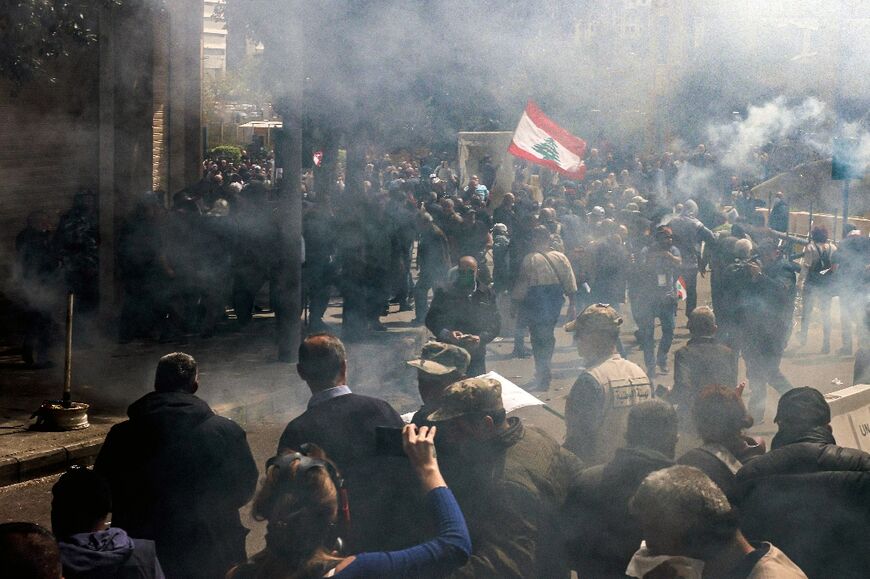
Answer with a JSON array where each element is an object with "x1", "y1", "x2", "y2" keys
[
  {"x1": 167, "y1": 0, "x2": 203, "y2": 194},
  {"x1": 274, "y1": 0, "x2": 305, "y2": 362}
]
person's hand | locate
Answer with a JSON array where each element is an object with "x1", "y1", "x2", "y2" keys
[
  {"x1": 736, "y1": 381, "x2": 746, "y2": 398},
  {"x1": 461, "y1": 334, "x2": 480, "y2": 346},
  {"x1": 450, "y1": 330, "x2": 464, "y2": 343},
  {"x1": 403, "y1": 424, "x2": 446, "y2": 492},
  {"x1": 747, "y1": 261, "x2": 762, "y2": 279}
]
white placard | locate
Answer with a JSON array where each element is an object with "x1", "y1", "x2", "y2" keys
[{"x1": 401, "y1": 371, "x2": 546, "y2": 423}]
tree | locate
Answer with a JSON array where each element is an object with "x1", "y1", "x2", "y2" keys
[{"x1": 0, "y1": 1, "x2": 122, "y2": 92}]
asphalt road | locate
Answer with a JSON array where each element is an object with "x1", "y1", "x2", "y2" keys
[{"x1": 0, "y1": 275, "x2": 858, "y2": 559}]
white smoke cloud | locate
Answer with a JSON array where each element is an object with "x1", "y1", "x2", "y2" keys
[{"x1": 707, "y1": 97, "x2": 831, "y2": 177}]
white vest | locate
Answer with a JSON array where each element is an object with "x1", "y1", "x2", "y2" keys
[{"x1": 586, "y1": 355, "x2": 652, "y2": 465}]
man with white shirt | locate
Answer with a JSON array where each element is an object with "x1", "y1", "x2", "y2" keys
[{"x1": 277, "y1": 333, "x2": 406, "y2": 552}]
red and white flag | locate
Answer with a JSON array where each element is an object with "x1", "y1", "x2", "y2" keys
[
  {"x1": 508, "y1": 101, "x2": 587, "y2": 180},
  {"x1": 676, "y1": 276, "x2": 687, "y2": 301}
]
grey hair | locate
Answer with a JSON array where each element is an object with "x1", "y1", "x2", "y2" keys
[
  {"x1": 630, "y1": 466, "x2": 737, "y2": 549},
  {"x1": 734, "y1": 238, "x2": 753, "y2": 259}
]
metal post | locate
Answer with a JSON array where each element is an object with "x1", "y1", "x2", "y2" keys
[{"x1": 63, "y1": 293, "x2": 75, "y2": 408}]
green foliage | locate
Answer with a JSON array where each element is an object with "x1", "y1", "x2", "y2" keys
[
  {"x1": 202, "y1": 56, "x2": 271, "y2": 123},
  {"x1": 209, "y1": 145, "x2": 243, "y2": 163},
  {"x1": 0, "y1": 0, "x2": 122, "y2": 92}
]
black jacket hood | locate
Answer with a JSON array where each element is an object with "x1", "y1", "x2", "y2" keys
[{"x1": 127, "y1": 391, "x2": 214, "y2": 439}]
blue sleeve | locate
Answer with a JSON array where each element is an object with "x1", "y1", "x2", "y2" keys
[{"x1": 335, "y1": 487, "x2": 471, "y2": 578}]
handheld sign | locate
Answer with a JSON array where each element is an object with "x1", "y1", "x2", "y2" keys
[{"x1": 401, "y1": 371, "x2": 546, "y2": 423}]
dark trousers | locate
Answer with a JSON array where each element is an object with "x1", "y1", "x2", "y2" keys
[
  {"x1": 800, "y1": 283, "x2": 832, "y2": 346},
  {"x1": 23, "y1": 308, "x2": 54, "y2": 364},
  {"x1": 635, "y1": 299, "x2": 676, "y2": 373},
  {"x1": 841, "y1": 294, "x2": 863, "y2": 351},
  {"x1": 304, "y1": 262, "x2": 332, "y2": 328},
  {"x1": 414, "y1": 269, "x2": 445, "y2": 322},
  {"x1": 744, "y1": 344, "x2": 792, "y2": 422},
  {"x1": 682, "y1": 267, "x2": 698, "y2": 318},
  {"x1": 523, "y1": 284, "x2": 564, "y2": 387},
  {"x1": 529, "y1": 320, "x2": 557, "y2": 385}
]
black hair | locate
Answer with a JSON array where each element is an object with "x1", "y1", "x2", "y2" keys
[
  {"x1": 693, "y1": 385, "x2": 752, "y2": 444},
  {"x1": 626, "y1": 400, "x2": 677, "y2": 449},
  {"x1": 154, "y1": 352, "x2": 198, "y2": 393},
  {"x1": 0, "y1": 522, "x2": 61, "y2": 579},
  {"x1": 51, "y1": 467, "x2": 112, "y2": 539}
]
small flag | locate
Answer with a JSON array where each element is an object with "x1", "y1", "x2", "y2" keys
[
  {"x1": 676, "y1": 276, "x2": 687, "y2": 300},
  {"x1": 508, "y1": 101, "x2": 587, "y2": 180}
]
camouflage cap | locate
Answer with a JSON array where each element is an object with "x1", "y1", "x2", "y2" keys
[
  {"x1": 565, "y1": 303, "x2": 623, "y2": 334},
  {"x1": 407, "y1": 341, "x2": 471, "y2": 376},
  {"x1": 426, "y1": 377, "x2": 503, "y2": 422}
]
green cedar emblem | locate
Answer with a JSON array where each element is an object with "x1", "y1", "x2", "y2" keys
[{"x1": 532, "y1": 137, "x2": 560, "y2": 162}]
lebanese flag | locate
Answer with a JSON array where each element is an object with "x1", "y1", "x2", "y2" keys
[
  {"x1": 676, "y1": 276, "x2": 687, "y2": 300},
  {"x1": 508, "y1": 101, "x2": 587, "y2": 180}
]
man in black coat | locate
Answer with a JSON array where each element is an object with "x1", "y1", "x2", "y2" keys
[
  {"x1": 733, "y1": 239, "x2": 797, "y2": 423},
  {"x1": 736, "y1": 387, "x2": 870, "y2": 579},
  {"x1": 426, "y1": 256, "x2": 500, "y2": 376},
  {"x1": 276, "y1": 333, "x2": 408, "y2": 552},
  {"x1": 563, "y1": 400, "x2": 677, "y2": 579},
  {"x1": 95, "y1": 353, "x2": 258, "y2": 579}
]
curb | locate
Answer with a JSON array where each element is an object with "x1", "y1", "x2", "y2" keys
[
  {"x1": 0, "y1": 389, "x2": 290, "y2": 488},
  {"x1": 0, "y1": 438, "x2": 105, "y2": 487},
  {"x1": 1, "y1": 326, "x2": 429, "y2": 488}
]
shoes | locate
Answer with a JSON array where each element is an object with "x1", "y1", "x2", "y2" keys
[
  {"x1": 398, "y1": 303, "x2": 413, "y2": 312},
  {"x1": 371, "y1": 322, "x2": 388, "y2": 332},
  {"x1": 657, "y1": 362, "x2": 670, "y2": 374},
  {"x1": 410, "y1": 317, "x2": 424, "y2": 325},
  {"x1": 821, "y1": 342, "x2": 831, "y2": 354},
  {"x1": 512, "y1": 348, "x2": 531, "y2": 359},
  {"x1": 838, "y1": 346, "x2": 853, "y2": 356}
]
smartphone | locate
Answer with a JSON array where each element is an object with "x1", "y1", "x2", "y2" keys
[{"x1": 375, "y1": 426, "x2": 406, "y2": 457}]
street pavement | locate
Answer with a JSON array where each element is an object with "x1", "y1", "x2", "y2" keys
[{"x1": 0, "y1": 275, "x2": 859, "y2": 556}]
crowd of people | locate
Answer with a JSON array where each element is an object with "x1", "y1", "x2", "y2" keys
[
  {"x1": 8, "y1": 139, "x2": 870, "y2": 578},
  {"x1": 3, "y1": 333, "x2": 868, "y2": 578}
]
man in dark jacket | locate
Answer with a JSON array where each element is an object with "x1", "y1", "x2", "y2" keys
[
  {"x1": 768, "y1": 191, "x2": 789, "y2": 233},
  {"x1": 277, "y1": 333, "x2": 408, "y2": 552},
  {"x1": 95, "y1": 353, "x2": 258, "y2": 579},
  {"x1": 428, "y1": 377, "x2": 584, "y2": 578},
  {"x1": 426, "y1": 256, "x2": 500, "y2": 376},
  {"x1": 414, "y1": 212, "x2": 452, "y2": 323},
  {"x1": 734, "y1": 239, "x2": 797, "y2": 423},
  {"x1": 563, "y1": 400, "x2": 677, "y2": 579},
  {"x1": 15, "y1": 210, "x2": 59, "y2": 367},
  {"x1": 671, "y1": 307, "x2": 737, "y2": 433},
  {"x1": 736, "y1": 387, "x2": 870, "y2": 579},
  {"x1": 51, "y1": 467, "x2": 164, "y2": 579}
]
